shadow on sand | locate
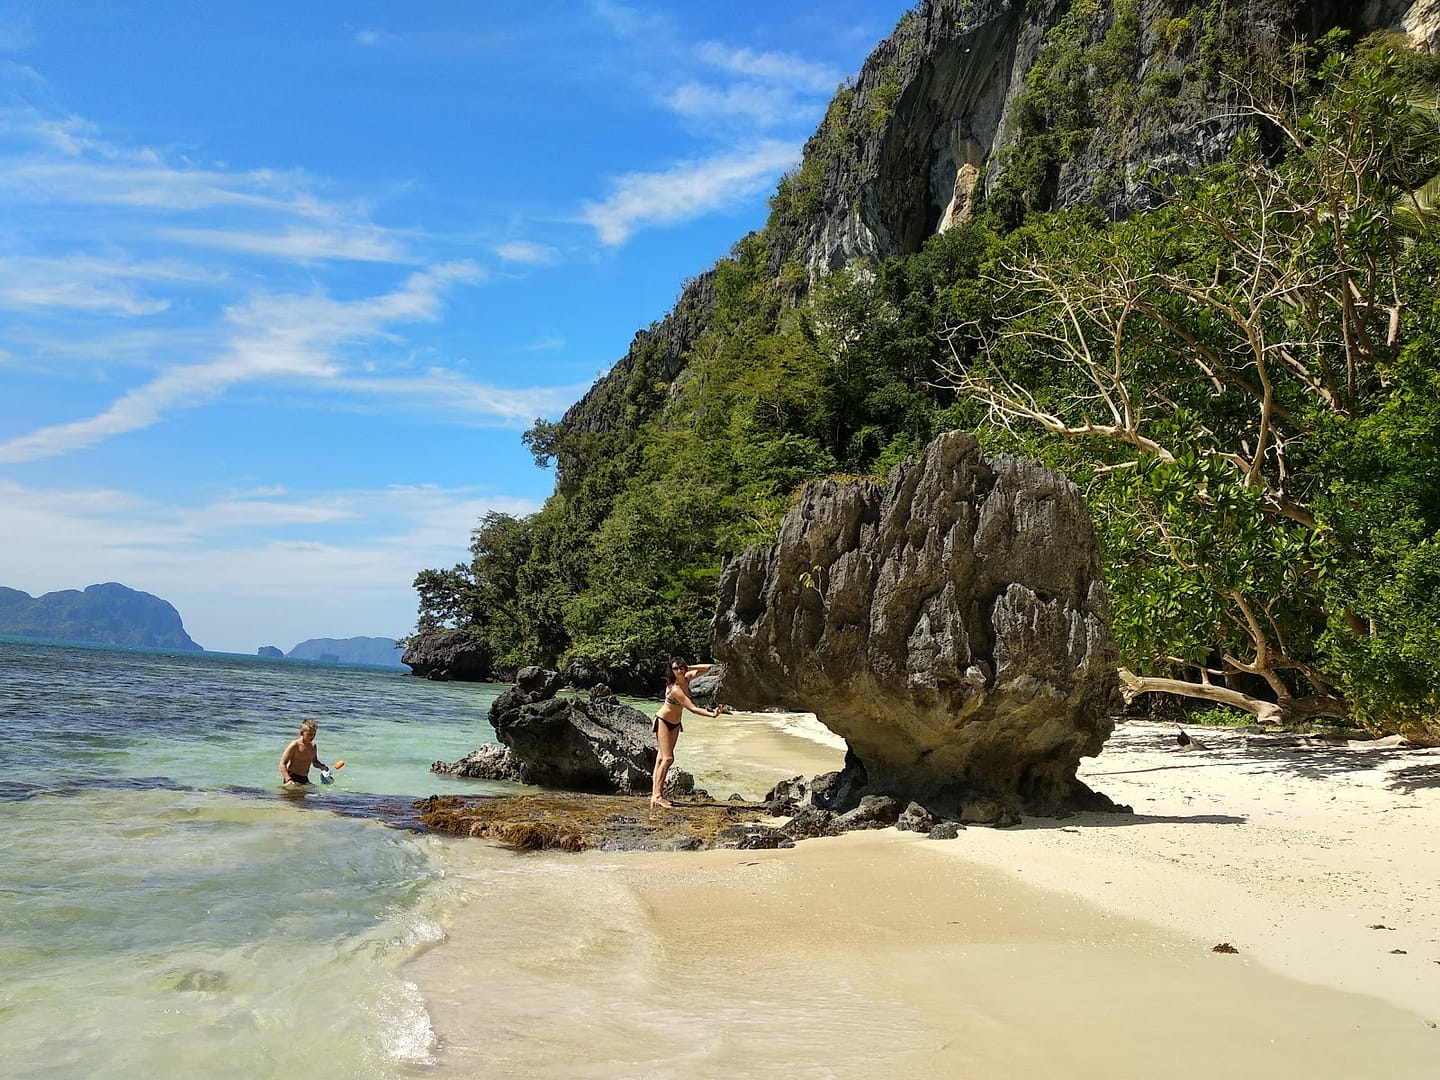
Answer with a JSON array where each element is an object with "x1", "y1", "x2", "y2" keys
[
  {"x1": 1021, "y1": 810, "x2": 1248, "y2": 830},
  {"x1": 1099, "y1": 724, "x2": 1440, "y2": 791}
]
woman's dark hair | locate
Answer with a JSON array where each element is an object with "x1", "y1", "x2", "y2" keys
[{"x1": 665, "y1": 656, "x2": 689, "y2": 686}]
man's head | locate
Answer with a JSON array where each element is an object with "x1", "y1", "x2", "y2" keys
[{"x1": 299, "y1": 718, "x2": 318, "y2": 742}]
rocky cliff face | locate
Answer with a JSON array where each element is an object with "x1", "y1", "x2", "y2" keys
[
  {"x1": 793, "y1": 0, "x2": 1410, "y2": 272},
  {"x1": 711, "y1": 431, "x2": 1117, "y2": 816},
  {"x1": 553, "y1": 0, "x2": 1429, "y2": 449}
]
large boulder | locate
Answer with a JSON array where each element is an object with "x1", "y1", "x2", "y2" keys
[
  {"x1": 401, "y1": 629, "x2": 493, "y2": 681},
  {"x1": 712, "y1": 430, "x2": 1118, "y2": 817},
  {"x1": 560, "y1": 656, "x2": 656, "y2": 696},
  {"x1": 486, "y1": 679, "x2": 693, "y2": 796}
]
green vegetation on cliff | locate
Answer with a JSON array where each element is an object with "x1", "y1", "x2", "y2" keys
[
  {"x1": 414, "y1": 10, "x2": 1440, "y2": 739},
  {"x1": 0, "y1": 583, "x2": 203, "y2": 651}
]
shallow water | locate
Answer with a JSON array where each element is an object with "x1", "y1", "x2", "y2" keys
[
  {"x1": 0, "y1": 639, "x2": 509, "y2": 1079},
  {"x1": 0, "y1": 638, "x2": 836, "y2": 1079}
]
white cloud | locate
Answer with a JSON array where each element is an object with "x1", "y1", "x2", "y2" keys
[
  {"x1": 0, "y1": 108, "x2": 364, "y2": 224},
  {"x1": 0, "y1": 279, "x2": 168, "y2": 317},
  {"x1": 581, "y1": 140, "x2": 800, "y2": 245},
  {"x1": 0, "y1": 478, "x2": 542, "y2": 651},
  {"x1": 695, "y1": 42, "x2": 840, "y2": 95},
  {"x1": 328, "y1": 368, "x2": 584, "y2": 424},
  {"x1": 0, "y1": 263, "x2": 486, "y2": 462},
  {"x1": 159, "y1": 225, "x2": 409, "y2": 263},
  {"x1": 589, "y1": 1, "x2": 667, "y2": 40},
  {"x1": 493, "y1": 240, "x2": 556, "y2": 265},
  {"x1": 0, "y1": 253, "x2": 220, "y2": 316},
  {"x1": 666, "y1": 81, "x2": 812, "y2": 127}
]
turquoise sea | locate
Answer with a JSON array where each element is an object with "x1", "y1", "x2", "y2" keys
[
  {"x1": 0, "y1": 638, "x2": 524, "y2": 1079},
  {"x1": 0, "y1": 638, "x2": 842, "y2": 1080}
]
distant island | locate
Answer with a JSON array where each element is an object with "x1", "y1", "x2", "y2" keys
[
  {"x1": 0, "y1": 583, "x2": 203, "y2": 651},
  {"x1": 262, "y1": 636, "x2": 405, "y2": 668}
]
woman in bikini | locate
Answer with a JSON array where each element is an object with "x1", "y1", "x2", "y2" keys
[{"x1": 651, "y1": 656, "x2": 727, "y2": 809}]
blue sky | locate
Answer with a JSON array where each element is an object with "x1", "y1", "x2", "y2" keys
[{"x1": 0, "y1": 1, "x2": 912, "y2": 654}]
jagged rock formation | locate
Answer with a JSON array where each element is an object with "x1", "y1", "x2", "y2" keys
[
  {"x1": 795, "y1": 0, "x2": 1426, "y2": 273},
  {"x1": 559, "y1": 655, "x2": 656, "y2": 696},
  {"x1": 257, "y1": 645, "x2": 284, "y2": 658},
  {"x1": 401, "y1": 628, "x2": 494, "y2": 681},
  {"x1": 1369, "y1": 0, "x2": 1440, "y2": 49},
  {"x1": 432, "y1": 743, "x2": 524, "y2": 782},
  {"x1": 437, "y1": 666, "x2": 695, "y2": 796},
  {"x1": 711, "y1": 431, "x2": 1118, "y2": 817},
  {"x1": 0, "y1": 583, "x2": 202, "y2": 651}
]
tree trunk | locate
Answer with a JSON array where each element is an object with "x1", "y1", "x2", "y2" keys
[{"x1": 1117, "y1": 668, "x2": 1350, "y2": 725}]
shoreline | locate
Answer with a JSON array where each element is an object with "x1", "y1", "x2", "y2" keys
[{"x1": 407, "y1": 714, "x2": 1440, "y2": 1076}]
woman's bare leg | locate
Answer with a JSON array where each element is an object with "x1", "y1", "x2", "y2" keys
[{"x1": 651, "y1": 723, "x2": 678, "y2": 808}]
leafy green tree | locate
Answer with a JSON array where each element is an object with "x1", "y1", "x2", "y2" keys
[{"x1": 945, "y1": 37, "x2": 1440, "y2": 734}]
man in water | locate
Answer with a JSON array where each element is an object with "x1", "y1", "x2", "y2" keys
[{"x1": 279, "y1": 718, "x2": 332, "y2": 786}]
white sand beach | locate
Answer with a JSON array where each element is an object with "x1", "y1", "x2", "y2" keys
[{"x1": 408, "y1": 714, "x2": 1440, "y2": 1078}]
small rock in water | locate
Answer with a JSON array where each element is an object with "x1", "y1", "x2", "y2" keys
[{"x1": 172, "y1": 968, "x2": 229, "y2": 993}]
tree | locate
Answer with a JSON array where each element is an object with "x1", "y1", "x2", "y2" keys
[{"x1": 942, "y1": 37, "x2": 1440, "y2": 734}]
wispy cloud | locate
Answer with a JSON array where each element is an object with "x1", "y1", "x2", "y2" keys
[
  {"x1": 328, "y1": 368, "x2": 584, "y2": 424},
  {"x1": 696, "y1": 42, "x2": 840, "y2": 95},
  {"x1": 588, "y1": 1, "x2": 668, "y2": 41},
  {"x1": 0, "y1": 108, "x2": 366, "y2": 224},
  {"x1": 353, "y1": 29, "x2": 398, "y2": 47},
  {"x1": 0, "y1": 253, "x2": 218, "y2": 316},
  {"x1": 0, "y1": 477, "x2": 544, "y2": 648},
  {"x1": 158, "y1": 225, "x2": 410, "y2": 263},
  {"x1": 0, "y1": 263, "x2": 491, "y2": 462},
  {"x1": 666, "y1": 81, "x2": 815, "y2": 127},
  {"x1": 582, "y1": 140, "x2": 799, "y2": 245},
  {"x1": 667, "y1": 43, "x2": 842, "y2": 128},
  {"x1": 493, "y1": 240, "x2": 556, "y2": 265}
]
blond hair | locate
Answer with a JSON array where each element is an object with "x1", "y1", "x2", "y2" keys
[{"x1": 299, "y1": 718, "x2": 318, "y2": 736}]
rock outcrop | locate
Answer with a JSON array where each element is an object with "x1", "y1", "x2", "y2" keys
[
  {"x1": 431, "y1": 744, "x2": 523, "y2": 782},
  {"x1": 435, "y1": 667, "x2": 695, "y2": 797},
  {"x1": 401, "y1": 628, "x2": 493, "y2": 681},
  {"x1": 712, "y1": 430, "x2": 1118, "y2": 818}
]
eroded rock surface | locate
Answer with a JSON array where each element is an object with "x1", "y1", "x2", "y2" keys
[
  {"x1": 713, "y1": 431, "x2": 1119, "y2": 817},
  {"x1": 434, "y1": 668, "x2": 694, "y2": 797},
  {"x1": 401, "y1": 628, "x2": 493, "y2": 681}
]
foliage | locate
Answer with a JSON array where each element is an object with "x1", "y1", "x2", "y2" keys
[
  {"x1": 944, "y1": 37, "x2": 1440, "y2": 734},
  {"x1": 413, "y1": 17, "x2": 1440, "y2": 741}
]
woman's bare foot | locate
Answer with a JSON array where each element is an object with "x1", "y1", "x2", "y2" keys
[{"x1": 650, "y1": 796, "x2": 674, "y2": 810}]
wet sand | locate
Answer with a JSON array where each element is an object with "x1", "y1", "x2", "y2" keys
[{"x1": 407, "y1": 713, "x2": 1440, "y2": 1077}]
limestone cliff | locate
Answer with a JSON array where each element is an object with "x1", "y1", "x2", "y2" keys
[
  {"x1": 0, "y1": 582, "x2": 203, "y2": 651},
  {"x1": 550, "y1": 0, "x2": 1432, "y2": 455}
]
